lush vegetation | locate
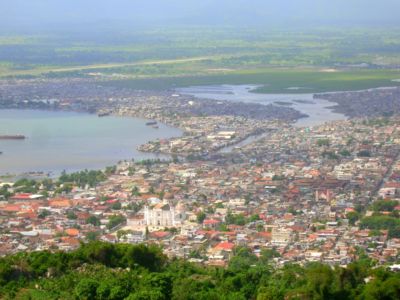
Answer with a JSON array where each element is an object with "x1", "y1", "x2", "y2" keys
[
  {"x1": 107, "y1": 215, "x2": 127, "y2": 230},
  {"x1": 101, "y1": 68, "x2": 400, "y2": 94},
  {"x1": 359, "y1": 200, "x2": 400, "y2": 238},
  {"x1": 225, "y1": 212, "x2": 260, "y2": 226},
  {"x1": 58, "y1": 169, "x2": 107, "y2": 188},
  {"x1": 360, "y1": 216, "x2": 400, "y2": 238},
  {"x1": 372, "y1": 200, "x2": 399, "y2": 212},
  {"x1": 0, "y1": 242, "x2": 399, "y2": 299},
  {"x1": 1, "y1": 28, "x2": 400, "y2": 93},
  {"x1": 0, "y1": 169, "x2": 109, "y2": 200}
]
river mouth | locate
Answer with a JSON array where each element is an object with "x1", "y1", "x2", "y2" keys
[
  {"x1": 176, "y1": 84, "x2": 347, "y2": 127},
  {"x1": 0, "y1": 109, "x2": 182, "y2": 175}
]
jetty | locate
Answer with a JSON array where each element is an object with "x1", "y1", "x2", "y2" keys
[{"x1": 0, "y1": 135, "x2": 26, "y2": 140}]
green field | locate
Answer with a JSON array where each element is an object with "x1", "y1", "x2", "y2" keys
[
  {"x1": 1, "y1": 28, "x2": 400, "y2": 93},
  {"x1": 102, "y1": 68, "x2": 400, "y2": 94}
]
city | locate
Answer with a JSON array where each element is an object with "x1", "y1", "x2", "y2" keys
[
  {"x1": 1, "y1": 0, "x2": 400, "y2": 299},
  {"x1": 1, "y1": 100, "x2": 400, "y2": 268}
]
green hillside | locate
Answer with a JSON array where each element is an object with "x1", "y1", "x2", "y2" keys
[{"x1": 0, "y1": 242, "x2": 399, "y2": 300}]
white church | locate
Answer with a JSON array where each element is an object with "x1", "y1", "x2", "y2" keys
[{"x1": 143, "y1": 199, "x2": 186, "y2": 229}]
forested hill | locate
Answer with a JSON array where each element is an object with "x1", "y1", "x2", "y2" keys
[{"x1": 0, "y1": 242, "x2": 399, "y2": 299}]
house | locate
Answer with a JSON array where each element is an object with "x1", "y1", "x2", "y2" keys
[
  {"x1": 271, "y1": 227, "x2": 293, "y2": 246},
  {"x1": 10, "y1": 193, "x2": 44, "y2": 202},
  {"x1": 203, "y1": 219, "x2": 221, "y2": 229}
]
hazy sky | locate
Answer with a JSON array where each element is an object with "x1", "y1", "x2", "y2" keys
[{"x1": 1, "y1": 0, "x2": 400, "y2": 32}]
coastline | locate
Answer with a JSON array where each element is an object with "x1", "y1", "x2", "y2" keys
[
  {"x1": 0, "y1": 109, "x2": 182, "y2": 176},
  {"x1": 1, "y1": 82, "x2": 398, "y2": 177}
]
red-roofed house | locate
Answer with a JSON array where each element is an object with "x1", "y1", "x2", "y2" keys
[
  {"x1": 214, "y1": 241, "x2": 235, "y2": 251},
  {"x1": 203, "y1": 219, "x2": 221, "y2": 229},
  {"x1": 65, "y1": 228, "x2": 80, "y2": 237},
  {"x1": 11, "y1": 193, "x2": 44, "y2": 202},
  {"x1": 149, "y1": 231, "x2": 172, "y2": 240}
]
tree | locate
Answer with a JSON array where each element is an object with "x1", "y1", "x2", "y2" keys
[
  {"x1": 2, "y1": 241, "x2": 400, "y2": 300},
  {"x1": 322, "y1": 151, "x2": 339, "y2": 160},
  {"x1": 249, "y1": 214, "x2": 260, "y2": 222},
  {"x1": 75, "y1": 279, "x2": 99, "y2": 300},
  {"x1": 58, "y1": 169, "x2": 106, "y2": 188},
  {"x1": 132, "y1": 186, "x2": 141, "y2": 196},
  {"x1": 347, "y1": 211, "x2": 360, "y2": 226},
  {"x1": 117, "y1": 229, "x2": 133, "y2": 241},
  {"x1": 228, "y1": 247, "x2": 258, "y2": 273},
  {"x1": 272, "y1": 175, "x2": 285, "y2": 181},
  {"x1": 124, "y1": 244, "x2": 166, "y2": 272},
  {"x1": 67, "y1": 211, "x2": 77, "y2": 220},
  {"x1": 360, "y1": 216, "x2": 400, "y2": 238},
  {"x1": 372, "y1": 200, "x2": 398, "y2": 212},
  {"x1": 41, "y1": 178, "x2": 54, "y2": 190},
  {"x1": 226, "y1": 213, "x2": 246, "y2": 226},
  {"x1": 128, "y1": 167, "x2": 135, "y2": 176},
  {"x1": 38, "y1": 210, "x2": 51, "y2": 219},
  {"x1": 0, "y1": 185, "x2": 12, "y2": 199},
  {"x1": 317, "y1": 139, "x2": 330, "y2": 147},
  {"x1": 96, "y1": 281, "x2": 112, "y2": 300},
  {"x1": 107, "y1": 215, "x2": 126, "y2": 230},
  {"x1": 105, "y1": 166, "x2": 117, "y2": 175},
  {"x1": 215, "y1": 202, "x2": 224, "y2": 209},
  {"x1": 217, "y1": 223, "x2": 229, "y2": 232},
  {"x1": 86, "y1": 231, "x2": 100, "y2": 241},
  {"x1": 86, "y1": 215, "x2": 100, "y2": 226},
  {"x1": 339, "y1": 149, "x2": 351, "y2": 157},
  {"x1": 260, "y1": 248, "x2": 280, "y2": 263},
  {"x1": 126, "y1": 290, "x2": 164, "y2": 300},
  {"x1": 361, "y1": 273, "x2": 400, "y2": 300},
  {"x1": 111, "y1": 202, "x2": 122, "y2": 210},
  {"x1": 196, "y1": 211, "x2": 206, "y2": 224},
  {"x1": 145, "y1": 273, "x2": 172, "y2": 299},
  {"x1": 302, "y1": 264, "x2": 335, "y2": 299}
]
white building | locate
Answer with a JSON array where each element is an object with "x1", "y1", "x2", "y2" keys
[
  {"x1": 144, "y1": 201, "x2": 186, "y2": 229},
  {"x1": 271, "y1": 227, "x2": 293, "y2": 246}
]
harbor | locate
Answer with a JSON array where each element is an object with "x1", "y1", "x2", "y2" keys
[{"x1": 0, "y1": 109, "x2": 182, "y2": 175}]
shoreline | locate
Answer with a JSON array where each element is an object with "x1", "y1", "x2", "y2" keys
[
  {"x1": 1, "y1": 83, "x2": 398, "y2": 177},
  {"x1": 0, "y1": 108, "x2": 182, "y2": 177},
  {"x1": 177, "y1": 84, "x2": 348, "y2": 127}
]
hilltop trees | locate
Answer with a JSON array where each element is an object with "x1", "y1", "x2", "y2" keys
[{"x1": 0, "y1": 242, "x2": 400, "y2": 299}]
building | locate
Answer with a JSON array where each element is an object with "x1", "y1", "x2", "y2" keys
[
  {"x1": 10, "y1": 193, "x2": 44, "y2": 202},
  {"x1": 144, "y1": 202, "x2": 174, "y2": 228},
  {"x1": 144, "y1": 201, "x2": 186, "y2": 229},
  {"x1": 271, "y1": 227, "x2": 293, "y2": 246}
]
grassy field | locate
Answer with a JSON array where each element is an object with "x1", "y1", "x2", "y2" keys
[
  {"x1": 1, "y1": 28, "x2": 400, "y2": 93},
  {"x1": 102, "y1": 68, "x2": 400, "y2": 94},
  {"x1": 0, "y1": 56, "x2": 220, "y2": 77}
]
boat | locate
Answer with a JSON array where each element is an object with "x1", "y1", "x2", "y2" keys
[
  {"x1": 0, "y1": 135, "x2": 26, "y2": 140},
  {"x1": 146, "y1": 121, "x2": 157, "y2": 126},
  {"x1": 97, "y1": 111, "x2": 111, "y2": 117},
  {"x1": 152, "y1": 125, "x2": 159, "y2": 129}
]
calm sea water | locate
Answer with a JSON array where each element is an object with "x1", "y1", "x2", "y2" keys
[
  {"x1": 0, "y1": 110, "x2": 182, "y2": 175},
  {"x1": 177, "y1": 85, "x2": 347, "y2": 127}
]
